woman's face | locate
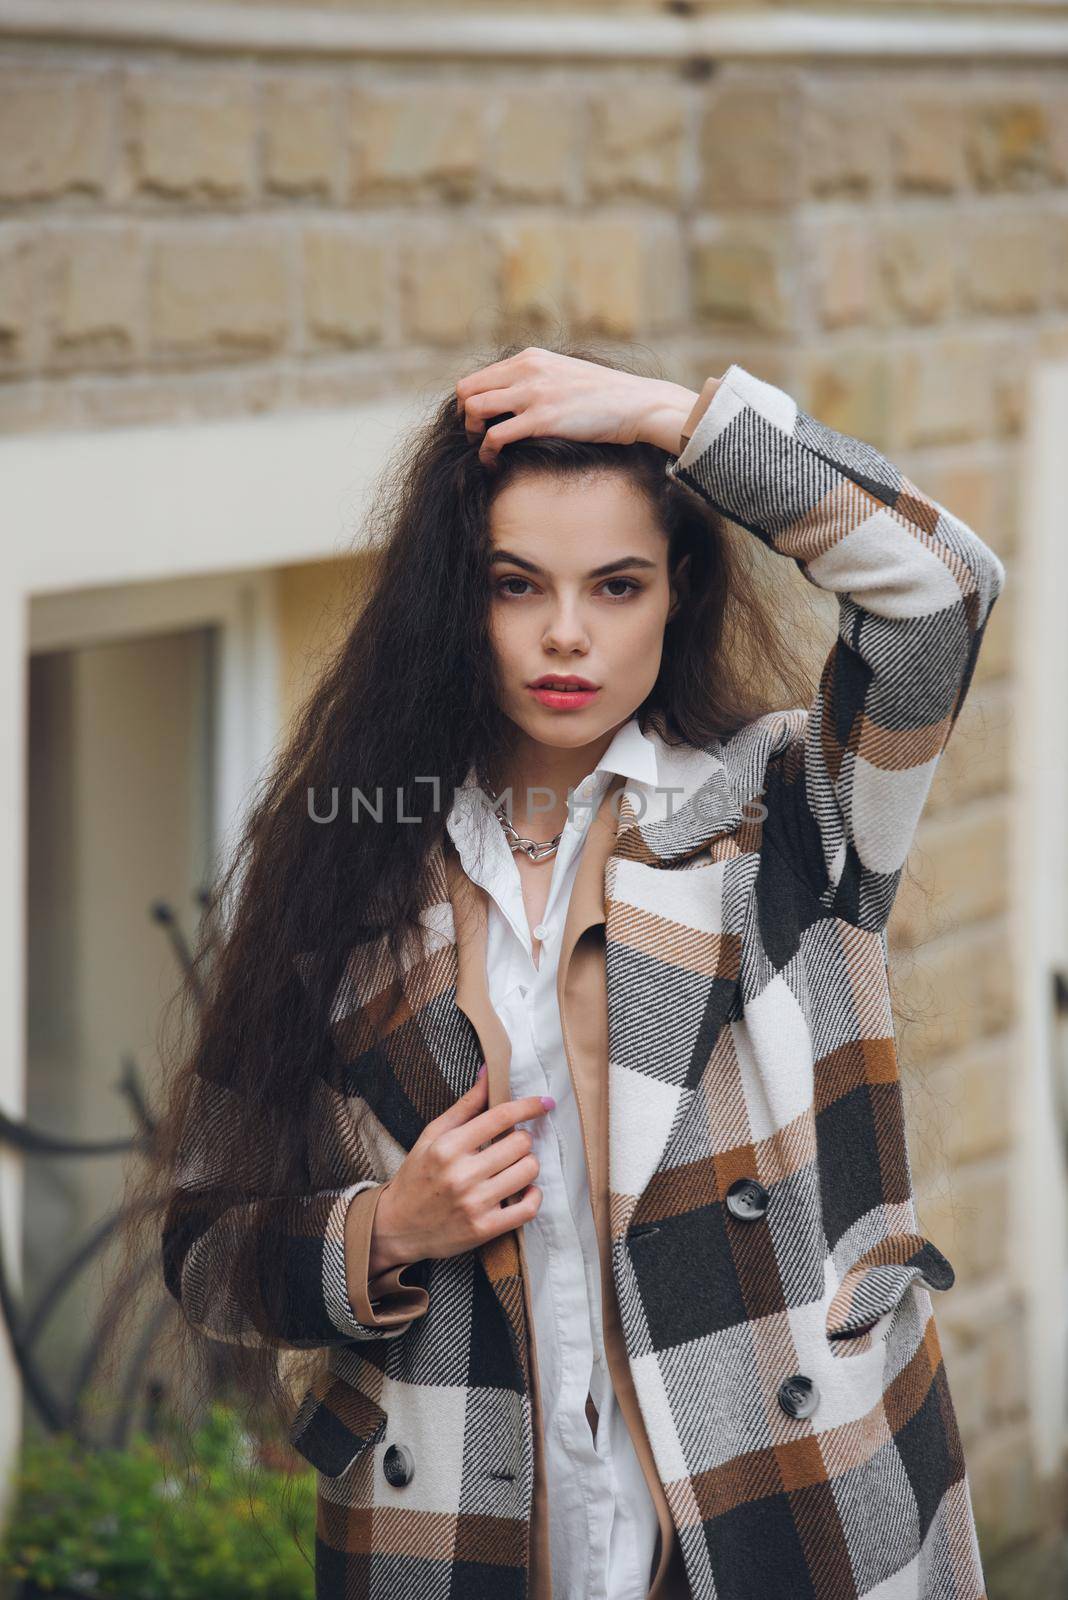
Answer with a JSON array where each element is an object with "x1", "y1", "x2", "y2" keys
[{"x1": 486, "y1": 470, "x2": 681, "y2": 754}]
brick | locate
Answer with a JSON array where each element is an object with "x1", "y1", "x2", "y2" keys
[
  {"x1": 891, "y1": 915, "x2": 1014, "y2": 1071},
  {"x1": 799, "y1": 347, "x2": 894, "y2": 449},
  {"x1": 981, "y1": 1297, "x2": 1031, "y2": 1428},
  {"x1": 803, "y1": 87, "x2": 886, "y2": 199},
  {"x1": 149, "y1": 228, "x2": 289, "y2": 356},
  {"x1": 875, "y1": 219, "x2": 957, "y2": 325},
  {"x1": 80, "y1": 369, "x2": 285, "y2": 430},
  {"x1": 914, "y1": 1158, "x2": 1008, "y2": 1286},
  {"x1": 643, "y1": 220, "x2": 687, "y2": 337},
  {"x1": 969, "y1": 1422, "x2": 1045, "y2": 1556},
  {"x1": 924, "y1": 1039, "x2": 1014, "y2": 1167},
  {"x1": 890, "y1": 797, "x2": 1010, "y2": 951},
  {"x1": 496, "y1": 217, "x2": 569, "y2": 329},
  {"x1": 586, "y1": 84, "x2": 688, "y2": 205},
  {"x1": 351, "y1": 84, "x2": 482, "y2": 203},
  {"x1": 291, "y1": 359, "x2": 433, "y2": 414},
  {"x1": 39, "y1": 226, "x2": 145, "y2": 367},
  {"x1": 496, "y1": 215, "x2": 685, "y2": 342},
  {"x1": 890, "y1": 339, "x2": 993, "y2": 448},
  {"x1": 489, "y1": 90, "x2": 578, "y2": 203},
  {"x1": 891, "y1": 942, "x2": 971, "y2": 1072},
  {"x1": 0, "y1": 69, "x2": 112, "y2": 202},
  {"x1": 565, "y1": 218, "x2": 646, "y2": 339},
  {"x1": 400, "y1": 228, "x2": 499, "y2": 345},
  {"x1": 1052, "y1": 92, "x2": 1068, "y2": 185},
  {"x1": 699, "y1": 81, "x2": 803, "y2": 207},
  {"x1": 126, "y1": 69, "x2": 256, "y2": 201},
  {"x1": 984, "y1": 330, "x2": 1034, "y2": 441},
  {"x1": 967, "y1": 100, "x2": 1056, "y2": 192},
  {"x1": 927, "y1": 682, "x2": 1011, "y2": 813},
  {"x1": 0, "y1": 228, "x2": 35, "y2": 375},
  {"x1": 959, "y1": 215, "x2": 1048, "y2": 317},
  {"x1": 565, "y1": 217, "x2": 681, "y2": 340},
  {"x1": 692, "y1": 222, "x2": 796, "y2": 335},
  {"x1": 1048, "y1": 214, "x2": 1068, "y2": 310},
  {"x1": 930, "y1": 1277, "x2": 1013, "y2": 1362},
  {"x1": 971, "y1": 935, "x2": 1015, "y2": 1040},
  {"x1": 263, "y1": 75, "x2": 345, "y2": 199},
  {"x1": 1037, "y1": 319, "x2": 1068, "y2": 363},
  {"x1": 890, "y1": 99, "x2": 965, "y2": 194},
  {"x1": 302, "y1": 227, "x2": 388, "y2": 349},
  {"x1": 811, "y1": 221, "x2": 872, "y2": 330}
]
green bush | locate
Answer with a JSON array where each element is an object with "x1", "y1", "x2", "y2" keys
[{"x1": 0, "y1": 1403, "x2": 316, "y2": 1600}]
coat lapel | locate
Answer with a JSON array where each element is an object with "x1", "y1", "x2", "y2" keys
[
  {"x1": 441, "y1": 772, "x2": 626, "y2": 1400},
  {"x1": 441, "y1": 844, "x2": 533, "y2": 1390}
]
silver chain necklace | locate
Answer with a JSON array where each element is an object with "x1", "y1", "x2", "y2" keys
[{"x1": 484, "y1": 789, "x2": 564, "y2": 864}]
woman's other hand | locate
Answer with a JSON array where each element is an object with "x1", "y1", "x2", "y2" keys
[
  {"x1": 368, "y1": 1066, "x2": 552, "y2": 1274},
  {"x1": 455, "y1": 345, "x2": 705, "y2": 465}
]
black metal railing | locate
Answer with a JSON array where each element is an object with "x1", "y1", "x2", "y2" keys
[{"x1": 0, "y1": 892, "x2": 211, "y2": 1448}]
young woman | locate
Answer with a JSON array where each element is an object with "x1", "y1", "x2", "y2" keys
[{"x1": 151, "y1": 343, "x2": 1004, "y2": 1600}]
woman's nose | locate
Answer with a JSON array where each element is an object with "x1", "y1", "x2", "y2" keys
[{"x1": 542, "y1": 610, "x2": 590, "y2": 651}]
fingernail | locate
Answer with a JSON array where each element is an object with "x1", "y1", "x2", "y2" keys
[
  {"x1": 540, "y1": 1095, "x2": 555, "y2": 1110},
  {"x1": 477, "y1": 1063, "x2": 487, "y2": 1079}
]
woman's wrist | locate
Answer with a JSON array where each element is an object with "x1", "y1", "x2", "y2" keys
[
  {"x1": 638, "y1": 380, "x2": 703, "y2": 454},
  {"x1": 367, "y1": 1183, "x2": 410, "y2": 1277}
]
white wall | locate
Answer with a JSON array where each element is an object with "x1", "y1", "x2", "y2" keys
[
  {"x1": 0, "y1": 395, "x2": 408, "y2": 1508},
  {"x1": 1013, "y1": 359, "x2": 1068, "y2": 1477}
]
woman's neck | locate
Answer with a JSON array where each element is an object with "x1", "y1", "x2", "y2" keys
[{"x1": 489, "y1": 722, "x2": 628, "y2": 838}]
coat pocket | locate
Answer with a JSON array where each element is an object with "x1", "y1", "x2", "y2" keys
[
  {"x1": 288, "y1": 1368, "x2": 387, "y2": 1477},
  {"x1": 826, "y1": 1232, "x2": 956, "y2": 1357}
]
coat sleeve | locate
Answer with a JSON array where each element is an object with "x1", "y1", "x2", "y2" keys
[
  {"x1": 160, "y1": 1067, "x2": 430, "y2": 1349},
  {"x1": 666, "y1": 362, "x2": 1006, "y2": 931}
]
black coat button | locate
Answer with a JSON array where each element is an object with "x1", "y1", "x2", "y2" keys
[
  {"x1": 777, "y1": 1374, "x2": 818, "y2": 1420},
  {"x1": 383, "y1": 1443, "x2": 415, "y2": 1487},
  {"x1": 726, "y1": 1177, "x2": 769, "y2": 1222}
]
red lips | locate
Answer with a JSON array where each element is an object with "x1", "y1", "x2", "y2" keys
[{"x1": 529, "y1": 675, "x2": 599, "y2": 689}]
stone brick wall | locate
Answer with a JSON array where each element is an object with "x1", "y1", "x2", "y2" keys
[{"x1": 1, "y1": 12, "x2": 1065, "y2": 1589}]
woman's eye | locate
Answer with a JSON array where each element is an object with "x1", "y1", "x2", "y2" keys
[{"x1": 494, "y1": 577, "x2": 640, "y2": 600}]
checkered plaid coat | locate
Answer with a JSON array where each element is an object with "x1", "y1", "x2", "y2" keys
[{"x1": 162, "y1": 362, "x2": 1005, "y2": 1600}]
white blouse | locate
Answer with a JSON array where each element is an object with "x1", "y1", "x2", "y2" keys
[{"x1": 445, "y1": 715, "x2": 662, "y2": 1600}]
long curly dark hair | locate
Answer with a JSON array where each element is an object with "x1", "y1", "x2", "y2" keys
[{"x1": 98, "y1": 336, "x2": 814, "y2": 1522}]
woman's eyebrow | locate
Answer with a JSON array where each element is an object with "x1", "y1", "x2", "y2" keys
[{"x1": 488, "y1": 549, "x2": 658, "y2": 578}]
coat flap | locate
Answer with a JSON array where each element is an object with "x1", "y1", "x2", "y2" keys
[
  {"x1": 826, "y1": 1232, "x2": 956, "y2": 1340},
  {"x1": 288, "y1": 1369, "x2": 388, "y2": 1478}
]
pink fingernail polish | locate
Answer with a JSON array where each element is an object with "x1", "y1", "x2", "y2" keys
[
  {"x1": 477, "y1": 1063, "x2": 487, "y2": 1079},
  {"x1": 541, "y1": 1095, "x2": 556, "y2": 1110}
]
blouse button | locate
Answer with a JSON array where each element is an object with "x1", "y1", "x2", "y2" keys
[{"x1": 532, "y1": 923, "x2": 549, "y2": 941}]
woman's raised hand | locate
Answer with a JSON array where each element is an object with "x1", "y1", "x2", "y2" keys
[
  {"x1": 368, "y1": 1067, "x2": 551, "y2": 1275},
  {"x1": 455, "y1": 345, "x2": 702, "y2": 467}
]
